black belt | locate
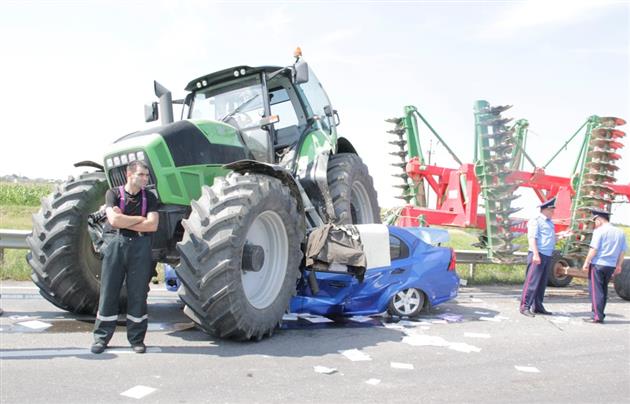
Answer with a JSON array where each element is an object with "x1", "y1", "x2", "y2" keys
[{"x1": 110, "y1": 230, "x2": 145, "y2": 238}]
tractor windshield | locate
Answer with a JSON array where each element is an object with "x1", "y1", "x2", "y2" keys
[{"x1": 190, "y1": 80, "x2": 271, "y2": 162}]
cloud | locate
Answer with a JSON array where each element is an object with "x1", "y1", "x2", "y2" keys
[{"x1": 478, "y1": 0, "x2": 618, "y2": 39}]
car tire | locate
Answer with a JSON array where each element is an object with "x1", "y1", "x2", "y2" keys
[{"x1": 387, "y1": 288, "x2": 425, "y2": 317}]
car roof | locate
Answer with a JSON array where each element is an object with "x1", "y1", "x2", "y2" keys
[{"x1": 185, "y1": 65, "x2": 283, "y2": 92}]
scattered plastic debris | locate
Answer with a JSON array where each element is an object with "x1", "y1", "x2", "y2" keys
[
  {"x1": 474, "y1": 311, "x2": 491, "y2": 315},
  {"x1": 349, "y1": 316, "x2": 373, "y2": 323},
  {"x1": 402, "y1": 334, "x2": 450, "y2": 347},
  {"x1": 313, "y1": 366, "x2": 337, "y2": 374},
  {"x1": 120, "y1": 385, "x2": 157, "y2": 399},
  {"x1": 339, "y1": 349, "x2": 372, "y2": 361},
  {"x1": 299, "y1": 314, "x2": 334, "y2": 323},
  {"x1": 479, "y1": 315, "x2": 508, "y2": 322},
  {"x1": 514, "y1": 366, "x2": 540, "y2": 373},
  {"x1": 365, "y1": 378, "x2": 381, "y2": 385},
  {"x1": 391, "y1": 362, "x2": 414, "y2": 370},
  {"x1": 437, "y1": 314, "x2": 463, "y2": 322},
  {"x1": 17, "y1": 320, "x2": 52, "y2": 330},
  {"x1": 448, "y1": 342, "x2": 481, "y2": 353},
  {"x1": 282, "y1": 313, "x2": 298, "y2": 321}
]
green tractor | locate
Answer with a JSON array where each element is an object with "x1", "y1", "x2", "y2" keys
[{"x1": 26, "y1": 50, "x2": 380, "y2": 340}]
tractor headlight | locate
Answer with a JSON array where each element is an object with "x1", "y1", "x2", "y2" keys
[
  {"x1": 128, "y1": 153, "x2": 136, "y2": 162},
  {"x1": 106, "y1": 158, "x2": 113, "y2": 168},
  {"x1": 113, "y1": 156, "x2": 121, "y2": 166},
  {"x1": 136, "y1": 151, "x2": 145, "y2": 161},
  {"x1": 121, "y1": 154, "x2": 128, "y2": 164}
]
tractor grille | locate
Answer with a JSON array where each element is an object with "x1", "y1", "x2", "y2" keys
[{"x1": 108, "y1": 165, "x2": 156, "y2": 188}]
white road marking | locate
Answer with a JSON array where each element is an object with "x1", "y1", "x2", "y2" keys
[
  {"x1": 120, "y1": 385, "x2": 157, "y2": 399},
  {"x1": 0, "y1": 347, "x2": 162, "y2": 359}
]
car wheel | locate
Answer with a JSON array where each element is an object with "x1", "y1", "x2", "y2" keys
[{"x1": 387, "y1": 288, "x2": 425, "y2": 317}]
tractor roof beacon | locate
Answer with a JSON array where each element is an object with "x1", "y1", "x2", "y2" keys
[{"x1": 27, "y1": 49, "x2": 381, "y2": 340}]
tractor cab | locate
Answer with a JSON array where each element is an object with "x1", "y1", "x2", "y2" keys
[{"x1": 149, "y1": 50, "x2": 340, "y2": 169}]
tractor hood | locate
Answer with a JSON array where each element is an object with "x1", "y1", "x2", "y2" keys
[{"x1": 109, "y1": 119, "x2": 247, "y2": 167}]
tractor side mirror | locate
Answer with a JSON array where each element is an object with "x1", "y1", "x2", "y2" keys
[
  {"x1": 144, "y1": 102, "x2": 158, "y2": 123},
  {"x1": 293, "y1": 59, "x2": 309, "y2": 84}
]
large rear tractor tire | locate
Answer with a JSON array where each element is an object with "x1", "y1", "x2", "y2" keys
[
  {"x1": 613, "y1": 260, "x2": 630, "y2": 301},
  {"x1": 175, "y1": 173, "x2": 305, "y2": 340},
  {"x1": 26, "y1": 172, "x2": 112, "y2": 314},
  {"x1": 327, "y1": 153, "x2": 380, "y2": 224},
  {"x1": 547, "y1": 253, "x2": 573, "y2": 287}
]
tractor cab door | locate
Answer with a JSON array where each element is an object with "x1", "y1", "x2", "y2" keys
[{"x1": 293, "y1": 67, "x2": 338, "y2": 146}]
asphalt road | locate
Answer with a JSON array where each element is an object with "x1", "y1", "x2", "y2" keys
[{"x1": 1, "y1": 281, "x2": 629, "y2": 404}]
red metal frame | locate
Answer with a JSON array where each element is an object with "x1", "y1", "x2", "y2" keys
[{"x1": 397, "y1": 156, "x2": 630, "y2": 231}]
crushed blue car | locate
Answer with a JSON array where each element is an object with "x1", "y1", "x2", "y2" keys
[{"x1": 164, "y1": 226, "x2": 459, "y2": 318}]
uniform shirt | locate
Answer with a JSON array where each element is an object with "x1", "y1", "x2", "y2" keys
[
  {"x1": 590, "y1": 222, "x2": 627, "y2": 267},
  {"x1": 104, "y1": 187, "x2": 159, "y2": 237},
  {"x1": 527, "y1": 213, "x2": 556, "y2": 256}
]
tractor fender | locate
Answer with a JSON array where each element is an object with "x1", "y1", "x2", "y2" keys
[
  {"x1": 224, "y1": 160, "x2": 305, "y2": 216},
  {"x1": 73, "y1": 160, "x2": 104, "y2": 171},
  {"x1": 336, "y1": 137, "x2": 357, "y2": 155}
]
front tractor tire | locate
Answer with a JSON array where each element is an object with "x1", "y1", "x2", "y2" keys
[
  {"x1": 327, "y1": 153, "x2": 380, "y2": 224},
  {"x1": 27, "y1": 172, "x2": 110, "y2": 314},
  {"x1": 175, "y1": 173, "x2": 305, "y2": 341}
]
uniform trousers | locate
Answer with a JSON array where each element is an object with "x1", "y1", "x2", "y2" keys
[
  {"x1": 93, "y1": 234, "x2": 152, "y2": 345},
  {"x1": 520, "y1": 252, "x2": 552, "y2": 312},
  {"x1": 587, "y1": 264, "x2": 615, "y2": 322}
]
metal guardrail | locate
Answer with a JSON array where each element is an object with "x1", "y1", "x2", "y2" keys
[{"x1": 0, "y1": 229, "x2": 30, "y2": 249}]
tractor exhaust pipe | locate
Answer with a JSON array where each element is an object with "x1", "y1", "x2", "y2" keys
[{"x1": 154, "y1": 81, "x2": 174, "y2": 125}]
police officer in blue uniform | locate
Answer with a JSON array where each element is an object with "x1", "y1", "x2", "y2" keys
[
  {"x1": 581, "y1": 208, "x2": 627, "y2": 323},
  {"x1": 91, "y1": 160, "x2": 159, "y2": 354},
  {"x1": 520, "y1": 197, "x2": 557, "y2": 317}
]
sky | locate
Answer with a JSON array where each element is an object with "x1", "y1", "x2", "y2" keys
[{"x1": 1, "y1": 0, "x2": 628, "y2": 223}]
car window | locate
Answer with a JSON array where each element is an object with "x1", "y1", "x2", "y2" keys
[{"x1": 390, "y1": 235, "x2": 409, "y2": 260}]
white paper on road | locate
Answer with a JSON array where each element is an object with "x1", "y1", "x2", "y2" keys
[
  {"x1": 17, "y1": 320, "x2": 52, "y2": 330},
  {"x1": 479, "y1": 316, "x2": 507, "y2": 322},
  {"x1": 10, "y1": 315, "x2": 31, "y2": 320},
  {"x1": 282, "y1": 313, "x2": 298, "y2": 321},
  {"x1": 120, "y1": 385, "x2": 157, "y2": 399},
  {"x1": 402, "y1": 334, "x2": 450, "y2": 347},
  {"x1": 303, "y1": 316, "x2": 334, "y2": 323},
  {"x1": 365, "y1": 378, "x2": 381, "y2": 385},
  {"x1": 431, "y1": 319, "x2": 449, "y2": 324},
  {"x1": 391, "y1": 362, "x2": 414, "y2": 370},
  {"x1": 349, "y1": 315, "x2": 373, "y2": 323},
  {"x1": 464, "y1": 332, "x2": 491, "y2": 339},
  {"x1": 438, "y1": 314, "x2": 463, "y2": 322},
  {"x1": 470, "y1": 298, "x2": 484, "y2": 303},
  {"x1": 339, "y1": 349, "x2": 372, "y2": 361},
  {"x1": 474, "y1": 311, "x2": 491, "y2": 315},
  {"x1": 514, "y1": 365, "x2": 540, "y2": 373},
  {"x1": 313, "y1": 366, "x2": 337, "y2": 374},
  {"x1": 448, "y1": 342, "x2": 482, "y2": 353}
]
